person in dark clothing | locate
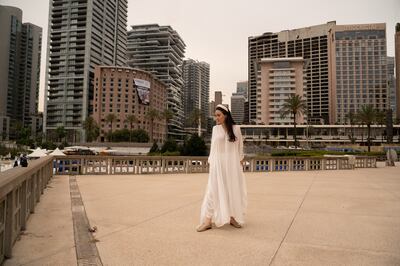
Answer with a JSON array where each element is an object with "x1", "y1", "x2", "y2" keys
[{"x1": 20, "y1": 154, "x2": 28, "y2": 167}]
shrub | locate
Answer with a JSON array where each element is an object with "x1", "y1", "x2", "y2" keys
[
  {"x1": 161, "y1": 138, "x2": 179, "y2": 153},
  {"x1": 40, "y1": 141, "x2": 57, "y2": 150},
  {"x1": 181, "y1": 134, "x2": 207, "y2": 156},
  {"x1": 271, "y1": 150, "x2": 385, "y2": 157},
  {"x1": 106, "y1": 129, "x2": 150, "y2": 143},
  {"x1": 148, "y1": 141, "x2": 161, "y2": 155},
  {"x1": 162, "y1": 151, "x2": 181, "y2": 156},
  {"x1": 131, "y1": 129, "x2": 149, "y2": 143}
]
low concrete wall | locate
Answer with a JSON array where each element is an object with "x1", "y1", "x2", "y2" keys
[
  {"x1": 52, "y1": 155, "x2": 377, "y2": 175},
  {"x1": 0, "y1": 156, "x2": 54, "y2": 263}
]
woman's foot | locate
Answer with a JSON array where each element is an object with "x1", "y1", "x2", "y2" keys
[
  {"x1": 230, "y1": 217, "x2": 242, "y2": 228},
  {"x1": 196, "y1": 223, "x2": 212, "y2": 232}
]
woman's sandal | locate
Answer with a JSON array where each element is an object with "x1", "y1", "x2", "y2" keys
[
  {"x1": 230, "y1": 219, "x2": 242, "y2": 228},
  {"x1": 196, "y1": 223, "x2": 212, "y2": 232}
]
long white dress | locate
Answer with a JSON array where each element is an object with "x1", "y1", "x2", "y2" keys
[{"x1": 199, "y1": 124, "x2": 248, "y2": 227}]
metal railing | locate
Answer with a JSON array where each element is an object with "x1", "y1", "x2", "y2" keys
[
  {"x1": 0, "y1": 156, "x2": 54, "y2": 263},
  {"x1": 53, "y1": 155, "x2": 377, "y2": 175}
]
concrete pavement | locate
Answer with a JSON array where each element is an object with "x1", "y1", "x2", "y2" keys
[
  {"x1": 5, "y1": 163, "x2": 400, "y2": 265},
  {"x1": 5, "y1": 175, "x2": 76, "y2": 266}
]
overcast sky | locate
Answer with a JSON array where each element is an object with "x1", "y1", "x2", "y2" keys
[{"x1": 1, "y1": 0, "x2": 399, "y2": 112}]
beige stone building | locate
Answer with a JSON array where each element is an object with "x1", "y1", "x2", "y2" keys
[
  {"x1": 249, "y1": 22, "x2": 388, "y2": 125},
  {"x1": 249, "y1": 22, "x2": 333, "y2": 124},
  {"x1": 257, "y1": 58, "x2": 306, "y2": 125},
  {"x1": 92, "y1": 66, "x2": 167, "y2": 143},
  {"x1": 330, "y1": 23, "x2": 387, "y2": 124}
]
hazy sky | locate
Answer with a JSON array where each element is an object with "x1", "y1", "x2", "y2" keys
[{"x1": 1, "y1": 0, "x2": 399, "y2": 112}]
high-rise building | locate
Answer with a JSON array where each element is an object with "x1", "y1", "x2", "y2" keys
[
  {"x1": 249, "y1": 22, "x2": 389, "y2": 125},
  {"x1": 182, "y1": 59, "x2": 210, "y2": 135},
  {"x1": 236, "y1": 81, "x2": 248, "y2": 99},
  {"x1": 243, "y1": 101, "x2": 249, "y2": 124},
  {"x1": 209, "y1": 101, "x2": 215, "y2": 116},
  {"x1": 44, "y1": 0, "x2": 127, "y2": 142},
  {"x1": 249, "y1": 22, "x2": 333, "y2": 124},
  {"x1": 214, "y1": 91, "x2": 223, "y2": 105},
  {"x1": 92, "y1": 66, "x2": 167, "y2": 143},
  {"x1": 333, "y1": 24, "x2": 387, "y2": 124},
  {"x1": 231, "y1": 93, "x2": 246, "y2": 124},
  {"x1": 233, "y1": 81, "x2": 248, "y2": 124},
  {"x1": 395, "y1": 23, "x2": 400, "y2": 120},
  {"x1": 257, "y1": 58, "x2": 306, "y2": 125},
  {"x1": 127, "y1": 24, "x2": 185, "y2": 140},
  {"x1": 388, "y1": 57, "x2": 396, "y2": 119},
  {"x1": 0, "y1": 5, "x2": 42, "y2": 140}
]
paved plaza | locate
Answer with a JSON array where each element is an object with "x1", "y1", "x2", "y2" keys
[{"x1": 5, "y1": 163, "x2": 400, "y2": 265}]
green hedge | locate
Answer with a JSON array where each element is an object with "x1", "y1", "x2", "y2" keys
[{"x1": 270, "y1": 150, "x2": 386, "y2": 157}]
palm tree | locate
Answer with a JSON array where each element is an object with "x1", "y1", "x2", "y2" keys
[
  {"x1": 345, "y1": 111, "x2": 357, "y2": 143},
  {"x1": 83, "y1": 117, "x2": 100, "y2": 142},
  {"x1": 303, "y1": 107, "x2": 311, "y2": 147},
  {"x1": 280, "y1": 94, "x2": 307, "y2": 148},
  {"x1": 124, "y1": 114, "x2": 138, "y2": 142},
  {"x1": 55, "y1": 126, "x2": 67, "y2": 143},
  {"x1": 187, "y1": 108, "x2": 205, "y2": 136},
  {"x1": 105, "y1": 113, "x2": 117, "y2": 142},
  {"x1": 357, "y1": 114, "x2": 364, "y2": 144},
  {"x1": 375, "y1": 110, "x2": 386, "y2": 142},
  {"x1": 145, "y1": 108, "x2": 160, "y2": 142},
  {"x1": 357, "y1": 105, "x2": 376, "y2": 152},
  {"x1": 161, "y1": 108, "x2": 174, "y2": 141}
]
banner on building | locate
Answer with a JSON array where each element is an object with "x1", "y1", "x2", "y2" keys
[{"x1": 134, "y1": 79, "x2": 150, "y2": 105}]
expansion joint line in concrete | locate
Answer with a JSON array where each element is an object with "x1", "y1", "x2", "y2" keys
[
  {"x1": 69, "y1": 175, "x2": 103, "y2": 266},
  {"x1": 268, "y1": 176, "x2": 317, "y2": 265}
]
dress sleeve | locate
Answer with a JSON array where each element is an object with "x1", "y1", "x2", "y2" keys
[
  {"x1": 236, "y1": 126, "x2": 244, "y2": 161},
  {"x1": 207, "y1": 126, "x2": 215, "y2": 164}
]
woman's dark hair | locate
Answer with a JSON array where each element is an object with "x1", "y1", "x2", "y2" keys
[{"x1": 216, "y1": 106, "x2": 236, "y2": 142}]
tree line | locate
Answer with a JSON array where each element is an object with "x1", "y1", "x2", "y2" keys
[{"x1": 280, "y1": 95, "x2": 397, "y2": 152}]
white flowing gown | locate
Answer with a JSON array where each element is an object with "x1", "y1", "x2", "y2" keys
[{"x1": 199, "y1": 124, "x2": 248, "y2": 227}]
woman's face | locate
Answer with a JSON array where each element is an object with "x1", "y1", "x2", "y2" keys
[{"x1": 214, "y1": 110, "x2": 226, "y2": 125}]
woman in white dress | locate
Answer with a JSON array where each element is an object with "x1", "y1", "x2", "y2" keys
[{"x1": 196, "y1": 104, "x2": 247, "y2": 232}]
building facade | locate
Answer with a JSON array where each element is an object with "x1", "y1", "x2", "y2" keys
[
  {"x1": 249, "y1": 22, "x2": 388, "y2": 125},
  {"x1": 257, "y1": 58, "x2": 306, "y2": 125},
  {"x1": 0, "y1": 5, "x2": 42, "y2": 140},
  {"x1": 243, "y1": 101, "x2": 250, "y2": 124},
  {"x1": 214, "y1": 91, "x2": 223, "y2": 105},
  {"x1": 395, "y1": 23, "x2": 400, "y2": 120},
  {"x1": 182, "y1": 59, "x2": 210, "y2": 135},
  {"x1": 209, "y1": 101, "x2": 215, "y2": 117},
  {"x1": 44, "y1": 0, "x2": 127, "y2": 142},
  {"x1": 387, "y1": 57, "x2": 396, "y2": 119},
  {"x1": 92, "y1": 66, "x2": 167, "y2": 143},
  {"x1": 127, "y1": 24, "x2": 185, "y2": 140},
  {"x1": 231, "y1": 93, "x2": 246, "y2": 124},
  {"x1": 332, "y1": 24, "x2": 387, "y2": 124},
  {"x1": 249, "y1": 22, "x2": 333, "y2": 124},
  {"x1": 236, "y1": 81, "x2": 248, "y2": 99}
]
